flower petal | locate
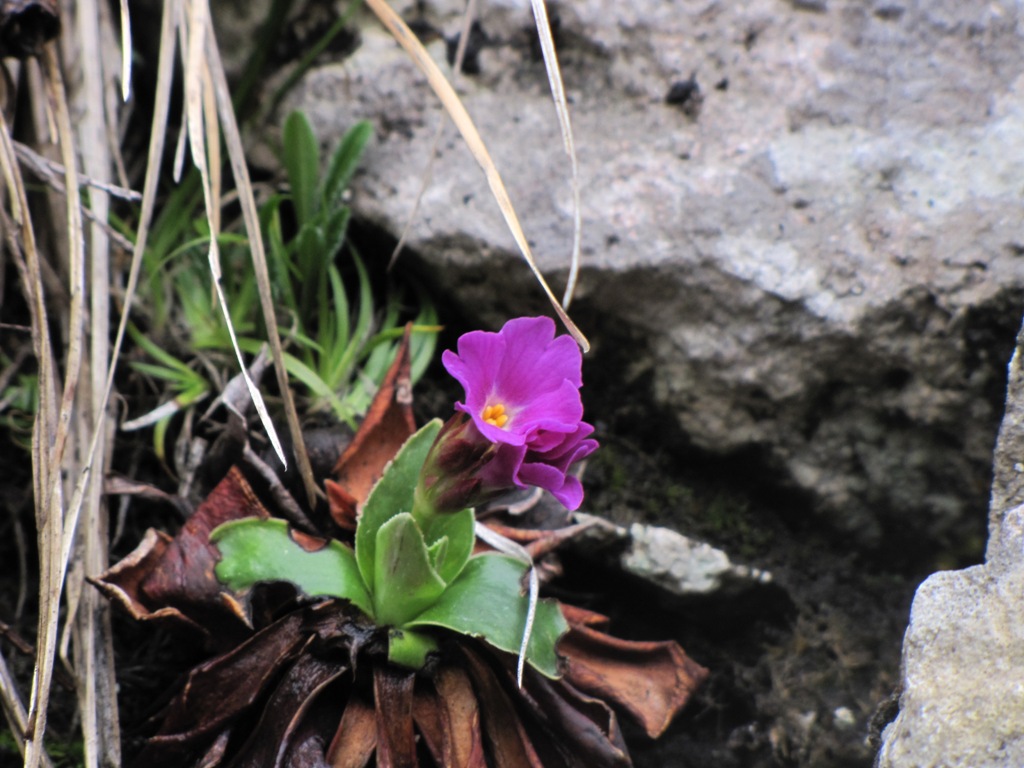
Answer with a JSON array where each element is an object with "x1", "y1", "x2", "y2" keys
[
  {"x1": 442, "y1": 329, "x2": 507, "y2": 409},
  {"x1": 517, "y1": 463, "x2": 585, "y2": 510},
  {"x1": 509, "y1": 380, "x2": 584, "y2": 436},
  {"x1": 491, "y1": 321, "x2": 584, "y2": 407},
  {"x1": 480, "y1": 443, "x2": 529, "y2": 490}
]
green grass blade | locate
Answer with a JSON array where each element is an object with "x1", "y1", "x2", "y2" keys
[
  {"x1": 321, "y1": 120, "x2": 373, "y2": 212},
  {"x1": 282, "y1": 111, "x2": 320, "y2": 227}
]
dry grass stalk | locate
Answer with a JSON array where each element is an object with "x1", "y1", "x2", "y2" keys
[
  {"x1": 528, "y1": 0, "x2": 582, "y2": 310},
  {"x1": 363, "y1": 0, "x2": 589, "y2": 352}
]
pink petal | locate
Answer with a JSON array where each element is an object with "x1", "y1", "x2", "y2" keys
[
  {"x1": 509, "y1": 380, "x2": 583, "y2": 435},
  {"x1": 493, "y1": 318, "x2": 583, "y2": 405},
  {"x1": 518, "y1": 462, "x2": 585, "y2": 510}
]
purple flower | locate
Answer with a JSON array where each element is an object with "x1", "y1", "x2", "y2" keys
[{"x1": 438, "y1": 316, "x2": 598, "y2": 510}]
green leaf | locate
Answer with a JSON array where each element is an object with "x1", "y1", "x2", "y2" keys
[
  {"x1": 426, "y1": 537, "x2": 448, "y2": 571},
  {"x1": 128, "y1": 361, "x2": 199, "y2": 388},
  {"x1": 322, "y1": 206, "x2": 352, "y2": 262},
  {"x1": 346, "y1": 339, "x2": 397, "y2": 415},
  {"x1": 407, "y1": 554, "x2": 569, "y2": 678},
  {"x1": 283, "y1": 111, "x2": 320, "y2": 227},
  {"x1": 356, "y1": 420, "x2": 442, "y2": 591},
  {"x1": 372, "y1": 513, "x2": 446, "y2": 627},
  {"x1": 280, "y1": 353, "x2": 346, "y2": 411},
  {"x1": 415, "y1": 508, "x2": 474, "y2": 585},
  {"x1": 153, "y1": 414, "x2": 172, "y2": 463},
  {"x1": 265, "y1": 205, "x2": 298, "y2": 311},
  {"x1": 211, "y1": 518, "x2": 372, "y2": 617},
  {"x1": 297, "y1": 224, "x2": 325, "y2": 277},
  {"x1": 410, "y1": 301, "x2": 440, "y2": 385},
  {"x1": 127, "y1": 323, "x2": 196, "y2": 377},
  {"x1": 321, "y1": 120, "x2": 372, "y2": 212},
  {"x1": 323, "y1": 264, "x2": 351, "y2": 383},
  {"x1": 329, "y1": 248, "x2": 374, "y2": 407}
]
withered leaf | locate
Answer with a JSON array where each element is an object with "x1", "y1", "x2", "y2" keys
[
  {"x1": 559, "y1": 622, "x2": 709, "y2": 739},
  {"x1": 515, "y1": 667, "x2": 631, "y2": 768},
  {"x1": 327, "y1": 326, "x2": 416, "y2": 529},
  {"x1": 558, "y1": 603, "x2": 611, "y2": 631},
  {"x1": 137, "y1": 611, "x2": 309, "y2": 768},
  {"x1": 412, "y1": 665, "x2": 486, "y2": 768},
  {"x1": 92, "y1": 467, "x2": 270, "y2": 647},
  {"x1": 477, "y1": 521, "x2": 595, "y2": 560},
  {"x1": 226, "y1": 652, "x2": 345, "y2": 768},
  {"x1": 283, "y1": 687, "x2": 347, "y2": 768},
  {"x1": 374, "y1": 665, "x2": 418, "y2": 768},
  {"x1": 89, "y1": 528, "x2": 204, "y2": 633},
  {"x1": 460, "y1": 645, "x2": 545, "y2": 768},
  {"x1": 326, "y1": 695, "x2": 376, "y2": 768}
]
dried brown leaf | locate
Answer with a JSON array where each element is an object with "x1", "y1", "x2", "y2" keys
[
  {"x1": 374, "y1": 665, "x2": 418, "y2": 768},
  {"x1": 327, "y1": 695, "x2": 376, "y2": 768},
  {"x1": 226, "y1": 653, "x2": 344, "y2": 768},
  {"x1": 327, "y1": 326, "x2": 416, "y2": 529},
  {"x1": 559, "y1": 623, "x2": 709, "y2": 739},
  {"x1": 413, "y1": 665, "x2": 487, "y2": 768},
  {"x1": 90, "y1": 467, "x2": 269, "y2": 645},
  {"x1": 87, "y1": 528, "x2": 204, "y2": 632},
  {"x1": 460, "y1": 646, "x2": 545, "y2": 768},
  {"x1": 558, "y1": 603, "x2": 610, "y2": 631},
  {"x1": 479, "y1": 521, "x2": 594, "y2": 560},
  {"x1": 515, "y1": 667, "x2": 630, "y2": 768},
  {"x1": 137, "y1": 611, "x2": 309, "y2": 767}
]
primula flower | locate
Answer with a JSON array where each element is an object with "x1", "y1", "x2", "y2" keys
[{"x1": 437, "y1": 316, "x2": 598, "y2": 510}]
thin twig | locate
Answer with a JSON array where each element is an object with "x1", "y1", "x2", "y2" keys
[
  {"x1": 204, "y1": 14, "x2": 320, "y2": 506},
  {"x1": 13, "y1": 140, "x2": 141, "y2": 200},
  {"x1": 68, "y1": 0, "x2": 123, "y2": 761},
  {"x1": 0, "y1": 343, "x2": 30, "y2": 394},
  {"x1": 241, "y1": 442, "x2": 318, "y2": 533},
  {"x1": 1, "y1": 44, "x2": 68, "y2": 768},
  {"x1": 12, "y1": 143, "x2": 137, "y2": 252}
]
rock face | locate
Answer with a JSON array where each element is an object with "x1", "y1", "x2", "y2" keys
[
  {"x1": 284, "y1": 0, "x2": 1024, "y2": 547},
  {"x1": 876, "y1": 321, "x2": 1024, "y2": 766}
]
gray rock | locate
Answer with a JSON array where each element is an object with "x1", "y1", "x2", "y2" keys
[
  {"x1": 282, "y1": 0, "x2": 1024, "y2": 546},
  {"x1": 878, "y1": 321, "x2": 1024, "y2": 766},
  {"x1": 573, "y1": 513, "x2": 771, "y2": 597}
]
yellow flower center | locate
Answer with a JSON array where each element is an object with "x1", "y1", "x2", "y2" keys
[{"x1": 482, "y1": 403, "x2": 509, "y2": 428}]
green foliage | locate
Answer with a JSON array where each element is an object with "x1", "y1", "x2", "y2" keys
[
  {"x1": 372, "y1": 513, "x2": 448, "y2": 627},
  {"x1": 212, "y1": 422, "x2": 568, "y2": 678},
  {"x1": 355, "y1": 420, "x2": 453, "y2": 590},
  {"x1": 211, "y1": 517, "x2": 372, "y2": 616},
  {"x1": 128, "y1": 112, "x2": 438, "y2": 449},
  {"x1": 407, "y1": 554, "x2": 565, "y2": 677}
]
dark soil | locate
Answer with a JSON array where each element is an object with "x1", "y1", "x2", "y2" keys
[{"x1": 548, "y1": 317, "x2": 932, "y2": 768}]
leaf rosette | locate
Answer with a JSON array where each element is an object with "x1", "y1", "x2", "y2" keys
[{"x1": 212, "y1": 420, "x2": 568, "y2": 677}]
